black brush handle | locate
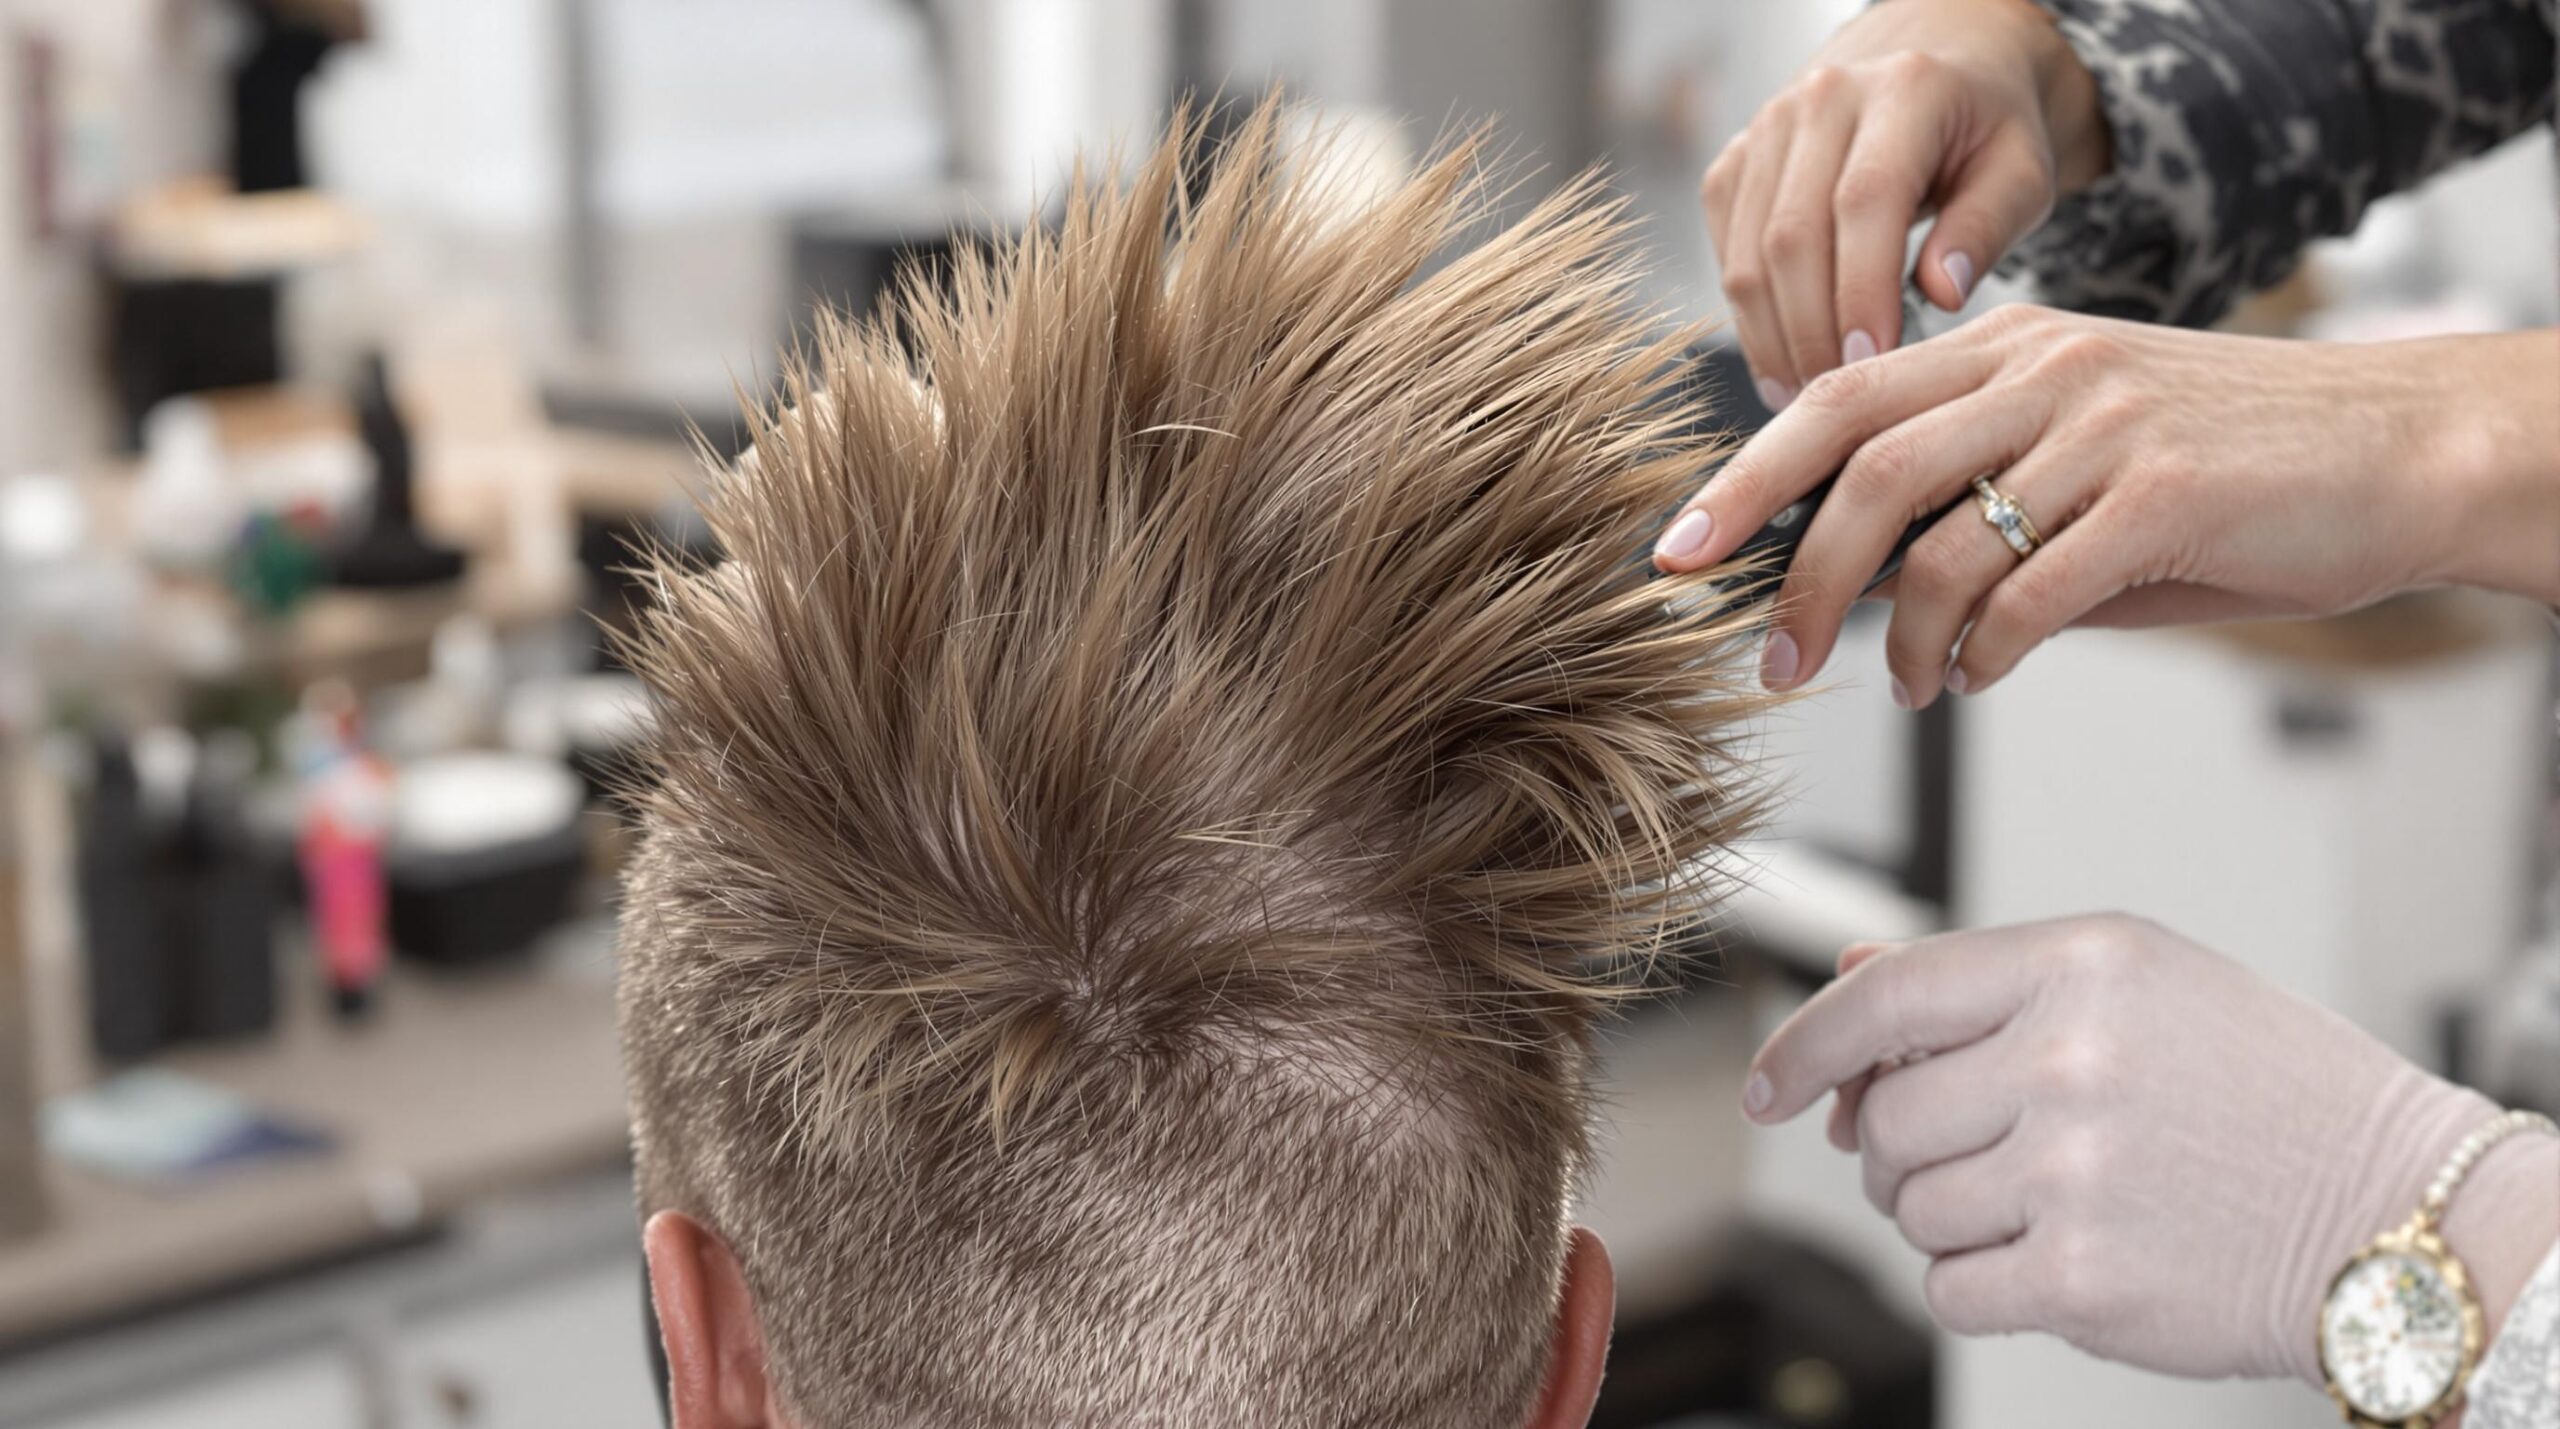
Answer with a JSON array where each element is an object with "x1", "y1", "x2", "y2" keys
[
  {"x1": 1718, "y1": 474, "x2": 1957, "y2": 595},
  {"x1": 1683, "y1": 282, "x2": 1957, "y2": 594}
]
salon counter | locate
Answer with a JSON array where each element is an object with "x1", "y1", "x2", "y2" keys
[{"x1": 0, "y1": 923, "x2": 628, "y2": 1349}]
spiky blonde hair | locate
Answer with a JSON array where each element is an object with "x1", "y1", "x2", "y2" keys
[{"x1": 616, "y1": 100, "x2": 1771, "y2": 1429}]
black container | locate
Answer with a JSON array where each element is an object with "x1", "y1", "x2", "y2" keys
[
  {"x1": 76, "y1": 741, "x2": 172, "y2": 1063},
  {"x1": 386, "y1": 822, "x2": 585, "y2": 967},
  {"x1": 106, "y1": 280, "x2": 282, "y2": 452},
  {"x1": 172, "y1": 752, "x2": 278, "y2": 1041}
]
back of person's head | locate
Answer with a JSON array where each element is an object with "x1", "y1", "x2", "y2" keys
[{"x1": 616, "y1": 99, "x2": 1769, "y2": 1429}]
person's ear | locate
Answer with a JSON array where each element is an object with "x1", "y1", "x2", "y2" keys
[
  {"x1": 644, "y1": 1210, "x2": 784, "y2": 1428},
  {"x1": 1524, "y1": 1226, "x2": 1615, "y2": 1429}
]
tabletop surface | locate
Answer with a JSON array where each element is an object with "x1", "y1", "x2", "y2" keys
[{"x1": 0, "y1": 924, "x2": 629, "y2": 1348}]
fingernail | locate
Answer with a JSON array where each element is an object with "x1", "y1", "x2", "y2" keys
[
  {"x1": 1889, "y1": 676, "x2": 1911, "y2": 710},
  {"x1": 1942, "y1": 251, "x2": 1976, "y2": 305},
  {"x1": 1841, "y1": 328, "x2": 1877, "y2": 365},
  {"x1": 1743, "y1": 1073, "x2": 1774, "y2": 1118},
  {"x1": 1753, "y1": 376, "x2": 1794, "y2": 413},
  {"x1": 1945, "y1": 666, "x2": 1971, "y2": 696},
  {"x1": 1760, "y1": 631, "x2": 1800, "y2": 690},
  {"x1": 1655, "y1": 508, "x2": 1714, "y2": 562}
]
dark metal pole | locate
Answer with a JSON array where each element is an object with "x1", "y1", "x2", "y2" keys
[
  {"x1": 1904, "y1": 696, "x2": 1956, "y2": 911},
  {"x1": 0, "y1": 715, "x2": 45, "y2": 1244},
  {"x1": 557, "y1": 0, "x2": 607, "y2": 349}
]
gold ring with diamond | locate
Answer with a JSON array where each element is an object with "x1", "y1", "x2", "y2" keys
[{"x1": 1971, "y1": 474, "x2": 2043, "y2": 558}]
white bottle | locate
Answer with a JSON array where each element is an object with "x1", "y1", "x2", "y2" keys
[{"x1": 132, "y1": 398, "x2": 243, "y2": 574}]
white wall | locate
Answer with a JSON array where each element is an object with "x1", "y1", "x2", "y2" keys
[
  {"x1": 594, "y1": 0, "x2": 947, "y2": 221},
  {"x1": 1204, "y1": 0, "x2": 1389, "y2": 108},
  {"x1": 302, "y1": 0, "x2": 954, "y2": 396},
  {"x1": 305, "y1": 0, "x2": 567, "y2": 235},
  {"x1": 308, "y1": 0, "x2": 947, "y2": 233},
  {"x1": 1203, "y1": 0, "x2": 1601, "y2": 224},
  {"x1": 940, "y1": 0, "x2": 1171, "y2": 201}
]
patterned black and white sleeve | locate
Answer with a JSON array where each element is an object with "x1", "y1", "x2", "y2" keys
[
  {"x1": 2470, "y1": 1242, "x2": 2559, "y2": 1429},
  {"x1": 2004, "y1": 0, "x2": 2558, "y2": 327}
]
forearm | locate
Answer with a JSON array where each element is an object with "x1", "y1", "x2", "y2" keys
[
  {"x1": 2418, "y1": 330, "x2": 2560, "y2": 608},
  {"x1": 2010, "y1": 0, "x2": 2557, "y2": 328},
  {"x1": 2017, "y1": 1, "x2": 2109, "y2": 195},
  {"x1": 2012, "y1": 0, "x2": 2383, "y2": 326}
]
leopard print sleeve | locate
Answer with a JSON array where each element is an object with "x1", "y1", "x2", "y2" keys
[{"x1": 2003, "y1": 0, "x2": 2557, "y2": 327}]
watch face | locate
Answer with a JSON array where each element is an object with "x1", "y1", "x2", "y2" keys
[{"x1": 2322, "y1": 1251, "x2": 2466, "y2": 1418}]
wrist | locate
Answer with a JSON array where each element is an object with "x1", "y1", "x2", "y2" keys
[
  {"x1": 2409, "y1": 331, "x2": 2560, "y2": 607},
  {"x1": 2438, "y1": 1133, "x2": 2560, "y2": 1349},
  {"x1": 2282, "y1": 1067, "x2": 2497, "y2": 1387},
  {"x1": 2295, "y1": 1079, "x2": 2559, "y2": 1412},
  {"x1": 2019, "y1": 6, "x2": 2110, "y2": 191}
]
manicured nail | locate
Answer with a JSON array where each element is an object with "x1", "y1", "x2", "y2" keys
[
  {"x1": 1889, "y1": 676, "x2": 1911, "y2": 710},
  {"x1": 1760, "y1": 631, "x2": 1800, "y2": 689},
  {"x1": 1753, "y1": 376, "x2": 1795, "y2": 413},
  {"x1": 1945, "y1": 666, "x2": 1971, "y2": 696},
  {"x1": 1942, "y1": 251, "x2": 1976, "y2": 305},
  {"x1": 1841, "y1": 328, "x2": 1878, "y2": 365},
  {"x1": 1743, "y1": 1073, "x2": 1774, "y2": 1118},
  {"x1": 1655, "y1": 508, "x2": 1714, "y2": 562}
]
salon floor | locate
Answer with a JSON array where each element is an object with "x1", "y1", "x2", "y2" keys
[{"x1": 3, "y1": 986, "x2": 1770, "y2": 1429}]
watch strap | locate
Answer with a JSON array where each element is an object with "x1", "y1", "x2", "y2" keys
[{"x1": 2421, "y1": 1109, "x2": 2560, "y2": 1231}]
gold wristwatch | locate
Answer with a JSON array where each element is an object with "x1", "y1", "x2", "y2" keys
[{"x1": 2316, "y1": 1108, "x2": 2560, "y2": 1428}]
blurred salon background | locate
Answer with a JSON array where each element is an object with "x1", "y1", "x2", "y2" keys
[{"x1": 0, "y1": 3, "x2": 2552, "y2": 1427}]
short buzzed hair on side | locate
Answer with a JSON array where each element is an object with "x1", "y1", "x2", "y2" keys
[{"x1": 616, "y1": 99, "x2": 1771, "y2": 1429}]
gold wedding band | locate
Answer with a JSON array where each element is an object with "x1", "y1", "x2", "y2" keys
[{"x1": 1971, "y1": 474, "x2": 2043, "y2": 559}]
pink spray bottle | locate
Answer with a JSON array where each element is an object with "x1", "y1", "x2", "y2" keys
[{"x1": 292, "y1": 681, "x2": 392, "y2": 1018}]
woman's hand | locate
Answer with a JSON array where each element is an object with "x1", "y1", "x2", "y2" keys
[
  {"x1": 1702, "y1": 0, "x2": 2108, "y2": 406},
  {"x1": 1653, "y1": 316, "x2": 2560, "y2": 702},
  {"x1": 1745, "y1": 916, "x2": 2560, "y2": 1385}
]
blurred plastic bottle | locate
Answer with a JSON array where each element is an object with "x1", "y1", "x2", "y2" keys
[
  {"x1": 133, "y1": 398, "x2": 245, "y2": 574},
  {"x1": 290, "y1": 681, "x2": 392, "y2": 1019}
]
